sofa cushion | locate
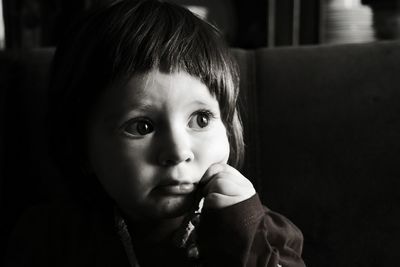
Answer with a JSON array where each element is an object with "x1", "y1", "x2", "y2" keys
[{"x1": 233, "y1": 41, "x2": 400, "y2": 266}]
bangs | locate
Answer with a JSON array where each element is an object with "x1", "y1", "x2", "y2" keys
[
  {"x1": 102, "y1": 0, "x2": 239, "y2": 110},
  {"x1": 56, "y1": 0, "x2": 239, "y2": 118}
]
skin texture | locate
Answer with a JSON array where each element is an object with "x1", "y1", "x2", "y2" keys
[{"x1": 86, "y1": 69, "x2": 255, "y2": 242}]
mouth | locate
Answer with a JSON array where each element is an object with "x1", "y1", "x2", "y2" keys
[{"x1": 156, "y1": 183, "x2": 197, "y2": 195}]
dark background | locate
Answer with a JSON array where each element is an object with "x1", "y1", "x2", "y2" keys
[
  {"x1": 2, "y1": 0, "x2": 387, "y2": 50},
  {"x1": 3, "y1": 0, "x2": 400, "y2": 50},
  {"x1": 2, "y1": 0, "x2": 400, "y2": 266}
]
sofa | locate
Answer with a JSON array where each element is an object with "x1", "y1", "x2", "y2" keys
[{"x1": 1, "y1": 41, "x2": 400, "y2": 266}]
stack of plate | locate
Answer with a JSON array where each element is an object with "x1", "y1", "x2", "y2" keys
[{"x1": 321, "y1": 0, "x2": 375, "y2": 44}]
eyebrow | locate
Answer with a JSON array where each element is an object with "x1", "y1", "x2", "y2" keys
[
  {"x1": 125, "y1": 102, "x2": 155, "y2": 112},
  {"x1": 126, "y1": 100, "x2": 217, "y2": 113},
  {"x1": 103, "y1": 102, "x2": 155, "y2": 124},
  {"x1": 194, "y1": 99, "x2": 221, "y2": 110}
]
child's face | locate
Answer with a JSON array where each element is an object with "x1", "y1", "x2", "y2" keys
[{"x1": 87, "y1": 70, "x2": 230, "y2": 221}]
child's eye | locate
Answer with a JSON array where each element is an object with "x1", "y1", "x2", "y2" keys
[
  {"x1": 123, "y1": 118, "x2": 154, "y2": 136},
  {"x1": 189, "y1": 110, "x2": 215, "y2": 129}
]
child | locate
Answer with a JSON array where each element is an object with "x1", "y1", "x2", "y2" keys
[{"x1": 5, "y1": 0, "x2": 305, "y2": 266}]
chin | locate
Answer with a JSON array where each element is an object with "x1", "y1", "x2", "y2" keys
[
  {"x1": 155, "y1": 194, "x2": 197, "y2": 219},
  {"x1": 120, "y1": 194, "x2": 198, "y2": 221}
]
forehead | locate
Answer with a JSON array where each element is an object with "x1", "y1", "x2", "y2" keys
[
  {"x1": 92, "y1": 69, "x2": 219, "y2": 118},
  {"x1": 128, "y1": 70, "x2": 213, "y2": 102}
]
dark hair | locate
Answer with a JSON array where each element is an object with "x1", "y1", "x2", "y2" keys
[{"x1": 47, "y1": 0, "x2": 244, "y2": 199}]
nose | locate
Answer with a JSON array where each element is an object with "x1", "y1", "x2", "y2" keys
[{"x1": 157, "y1": 125, "x2": 194, "y2": 166}]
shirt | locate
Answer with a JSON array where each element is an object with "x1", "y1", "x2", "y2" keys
[{"x1": 4, "y1": 194, "x2": 305, "y2": 267}]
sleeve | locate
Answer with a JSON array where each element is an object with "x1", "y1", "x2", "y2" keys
[{"x1": 197, "y1": 194, "x2": 305, "y2": 267}]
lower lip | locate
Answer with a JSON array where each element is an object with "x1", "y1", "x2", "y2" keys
[{"x1": 157, "y1": 183, "x2": 196, "y2": 195}]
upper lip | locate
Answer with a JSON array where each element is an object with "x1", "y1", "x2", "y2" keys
[
  {"x1": 158, "y1": 179, "x2": 198, "y2": 187},
  {"x1": 156, "y1": 181, "x2": 198, "y2": 195},
  {"x1": 157, "y1": 171, "x2": 199, "y2": 185}
]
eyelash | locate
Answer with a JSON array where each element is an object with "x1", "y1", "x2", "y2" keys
[
  {"x1": 189, "y1": 109, "x2": 216, "y2": 129},
  {"x1": 122, "y1": 117, "x2": 154, "y2": 137}
]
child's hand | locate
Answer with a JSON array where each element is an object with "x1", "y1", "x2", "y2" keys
[{"x1": 200, "y1": 163, "x2": 256, "y2": 209}]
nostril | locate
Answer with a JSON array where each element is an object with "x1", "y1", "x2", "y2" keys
[
  {"x1": 162, "y1": 156, "x2": 192, "y2": 166},
  {"x1": 159, "y1": 150, "x2": 194, "y2": 166},
  {"x1": 163, "y1": 159, "x2": 177, "y2": 166}
]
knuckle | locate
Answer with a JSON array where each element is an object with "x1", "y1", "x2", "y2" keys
[
  {"x1": 209, "y1": 163, "x2": 226, "y2": 173},
  {"x1": 207, "y1": 177, "x2": 225, "y2": 193}
]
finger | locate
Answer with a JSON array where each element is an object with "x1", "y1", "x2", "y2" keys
[
  {"x1": 203, "y1": 178, "x2": 255, "y2": 206},
  {"x1": 203, "y1": 192, "x2": 255, "y2": 209},
  {"x1": 199, "y1": 163, "x2": 227, "y2": 186},
  {"x1": 202, "y1": 168, "x2": 251, "y2": 190},
  {"x1": 204, "y1": 176, "x2": 249, "y2": 197},
  {"x1": 200, "y1": 163, "x2": 245, "y2": 185}
]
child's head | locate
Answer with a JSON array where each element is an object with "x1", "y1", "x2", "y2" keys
[{"x1": 47, "y1": 0, "x2": 244, "y2": 210}]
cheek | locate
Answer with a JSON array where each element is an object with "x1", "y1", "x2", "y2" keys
[
  {"x1": 216, "y1": 134, "x2": 230, "y2": 164},
  {"x1": 88, "y1": 136, "x2": 152, "y2": 199},
  {"x1": 197, "y1": 124, "x2": 230, "y2": 165}
]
